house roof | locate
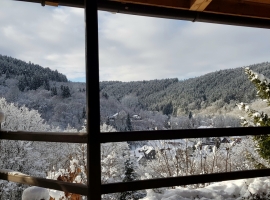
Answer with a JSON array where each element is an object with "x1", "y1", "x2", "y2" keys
[{"x1": 16, "y1": 0, "x2": 270, "y2": 29}]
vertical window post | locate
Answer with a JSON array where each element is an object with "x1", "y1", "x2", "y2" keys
[{"x1": 85, "y1": 0, "x2": 101, "y2": 199}]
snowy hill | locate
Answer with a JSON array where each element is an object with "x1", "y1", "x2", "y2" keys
[{"x1": 1, "y1": 53, "x2": 270, "y2": 129}]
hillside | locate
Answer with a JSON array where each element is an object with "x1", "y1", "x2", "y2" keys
[
  {"x1": 100, "y1": 62, "x2": 270, "y2": 115},
  {"x1": 0, "y1": 54, "x2": 86, "y2": 130},
  {"x1": 0, "y1": 53, "x2": 270, "y2": 129},
  {"x1": 0, "y1": 54, "x2": 67, "y2": 91}
]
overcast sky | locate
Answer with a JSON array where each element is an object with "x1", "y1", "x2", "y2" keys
[{"x1": 1, "y1": 0, "x2": 270, "y2": 82}]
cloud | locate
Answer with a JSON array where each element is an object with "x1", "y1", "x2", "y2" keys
[
  {"x1": 0, "y1": 0, "x2": 85, "y2": 81},
  {"x1": 1, "y1": 0, "x2": 270, "y2": 82},
  {"x1": 99, "y1": 12, "x2": 270, "y2": 81}
]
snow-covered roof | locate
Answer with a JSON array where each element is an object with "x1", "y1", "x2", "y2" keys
[
  {"x1": 137, "y1": 155, "x2": 143, "y2": 162},
  {"x1": 134, "y1": 145, "x2": 155, "y2": 161},
  {"x1": 145, "y1": 146, "x2": 154, "y2": 154},
  {"x1": 112, "y1": 113, "x2": 118, "y2": 117}
]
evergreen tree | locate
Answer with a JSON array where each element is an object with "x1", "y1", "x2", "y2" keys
[
  {"x1": 126, "y1": 113, "x2": 133, "y2": 131},
  {"x1": 43, "y1": 79, "x2": 50, "y2": 91},
  {"x1": 162, "y1": 102, "x2": 173, "y2": 115},
  {"x1": 61, "y1": 85, "x2": 71, "y2": 98},
  {"x1": 237, "y1": 67, "x2": 270, "y2": 163},
  {"x1": 18, "y1": 77, "x2": 26, "y2": 91},
  {"x1": 82, "y1": 107, "x2": 86, "y2": 119},
  {"x1": 51, "y1": 87, "x2": 57, "y2": 96},
  {"x1": 5, "y1": 69, "x2": 10, "y2": 79},
  {"x1": 119, "y1": 159, "x2": 139, "y2": 200},
  {"x1": 188, "y1": 111, "x2": 193, "y2": 119}
]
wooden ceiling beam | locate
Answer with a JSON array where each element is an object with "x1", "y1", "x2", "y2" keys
[
  {"x1": 110, "y1": 0, "x2": 190, "y2": 10},
  {"x1": 190, "y1": 0, "x2": 212, "y2": 11},
  {"x1": 205, "y1": 0, "x2": 270, "y2": 20},
  {"x1": 45, "y1": 1, "x2": 58, "y2": 6},
  {"x1": 112, "y1": 0, "x2": 270, "y2": 20},
  {"x1": 244, "y1": 0, "x2": 270, "y2": 5}
]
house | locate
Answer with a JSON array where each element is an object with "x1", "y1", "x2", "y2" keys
[
  {"x1": 132, "y1": 114, "x2": 141, "y2": 120},
  {"x1": 221, "y1": 137, "x2": 230, "y2": 143},
  {"x1": 230, "y1": 136, "x2": 242, "y2": 144},
  {"x1": 133, "y1": 145, "x2": 156, "y2": 165}
]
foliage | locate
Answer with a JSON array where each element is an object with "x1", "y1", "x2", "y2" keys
[
  {"x1": 100, "y1": 62, "x2": 270, "y2": 115},
  {"x1": 60, "y1": 85, "x2": 71, "y2": 98},
  {"x1": 162, "y1": 102, "x2": 173, "y2": 115},
  {"x1": 0, "y1": 98, "x2": 50, "y2": 199},
  {"x1": 1, "y1": 54, "x2": 270, "y2": 130},
  {"x1": 51, "y1": 87, "x2": 57, "y2": 96},
  {"x1": 237, "y1": 68, "x2": 270, "y2": 163}
]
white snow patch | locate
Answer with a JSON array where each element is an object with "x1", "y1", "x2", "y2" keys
[
  {"x1": 141, "y1": 177, "x2": 270, "y2": 200},
  {"x1": 49, "y1": 189, "x2": 65, "y2": 200},
  {"x1": 0, "y1": 169, "x2": 26, "y2": 176},
  {"x1": 22, "y1": 186, "x2": 50, "y2": 200}
]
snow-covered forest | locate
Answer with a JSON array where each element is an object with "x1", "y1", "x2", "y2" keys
[{"x1": 1, "y1": 54, "x2": 270, "y2": 199}]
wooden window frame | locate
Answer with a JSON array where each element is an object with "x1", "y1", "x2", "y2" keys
[{"x1": 1, "y1": 0, "x2": 270, "y2": 199}]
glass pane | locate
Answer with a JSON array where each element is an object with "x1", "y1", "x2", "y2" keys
[
  {"x1": 0, "y1": 0, "x2": 86, "y2": 131},
  {"x1": 0, "y1": 1, "x2": 87, "y2": 199},
  {"x1": 98, "y1": 10, "x2": 270, "y2": 199}
]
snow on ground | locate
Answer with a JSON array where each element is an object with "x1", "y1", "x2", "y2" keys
[
  {"x1": 142, "y1": 177, "x2": 270, "y2": 200},
  {"x1": 22, "y1": 186, "x2": 50, "y2": 200}
]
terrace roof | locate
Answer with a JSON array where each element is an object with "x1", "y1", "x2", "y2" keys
[{"x1": 16, "y1": 0, "x2": 270, "y2": 28}]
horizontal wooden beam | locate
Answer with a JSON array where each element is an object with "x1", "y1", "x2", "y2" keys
[
  {"x1": 1, "y1": 127, "x2": 270, "y2": 144},
  {"x1": 110, "y1": 0, "x2": 190, "y2": 9},
  {"x1": 0, "y1": 130, "x2": 87, "y2": 143},
  {"x1": 244, "y1": 0, "x2": 270, "y2": 5},
  {"x1": 190, "y1": 0, "x2": 212, "y2": 11},
  {"x1": 15, "y1": 0, "x2": 85, "y2": 8},
  {"x1": 3, "y1": 168, "x2": 270, "y2": 195},
  {"x1": 0, "y1": 170, "x2": 88, "y2": 195},
  {"x1": 205, "y1": 0, "x2": 270, "y2": 20},
  {"x1": 110, "y1": 0, "x2": 270, "y2": 19},
  {"x1": 102, "y1": 168, "x2": 270, "y2": 194},
  {"x1": 45, "y1": 1, "x2": 58, "y2": 6},
  {"x1": 100, "y1": 127, "x2": 270, "y2": 143},
  {"x1": 15, "y1": 0, "x2": 270, "y2": 24}
]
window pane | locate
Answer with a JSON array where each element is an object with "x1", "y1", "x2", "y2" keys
[
  {"x1": 98, "y1": 11, "x2": 270, "y2": 199},
  {"x1": 0, "y1": 1, "x2": 87, "y2": 199}
]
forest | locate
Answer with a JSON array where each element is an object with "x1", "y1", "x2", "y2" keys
[{"x1": 1, "y1": 54, "x2": 270, "y2": 199}]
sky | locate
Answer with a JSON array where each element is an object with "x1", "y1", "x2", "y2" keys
[{"x1": 1, "y1": 0, "x2": 270, "y2": 82}]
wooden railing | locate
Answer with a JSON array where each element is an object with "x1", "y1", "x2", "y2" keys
[{"x1": 1, "y1": 127, "x2": 270, "y2": 197}]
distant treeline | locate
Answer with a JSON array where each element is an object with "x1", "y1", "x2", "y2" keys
[
  {"x1": 100, "y1": 62, "x2": 270, "y2": 115},
  {"x1": 0, "y1": 54, "x2": 67, "y2": 91}
]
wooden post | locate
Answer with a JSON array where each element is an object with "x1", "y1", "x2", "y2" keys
[{"x1": 85, "y1": 0, "x2": 101, "y2": 199}]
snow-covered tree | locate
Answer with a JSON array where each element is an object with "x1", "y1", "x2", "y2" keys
[
  {"x1": 119, "y1": 159, "x2": 140, "y2": 200},
  {"x1": 0, "y1": 98, "x2": 50, "y2": 199},
  {"x1": 48, "y1": 123, "x2": 132, "y2": 200},
  {"x1": 237, "y1": 68, "x2": 270, "y2": 166},
  {"x1": 126, "y1": 113, "x2": 133, "y2": 131}
]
